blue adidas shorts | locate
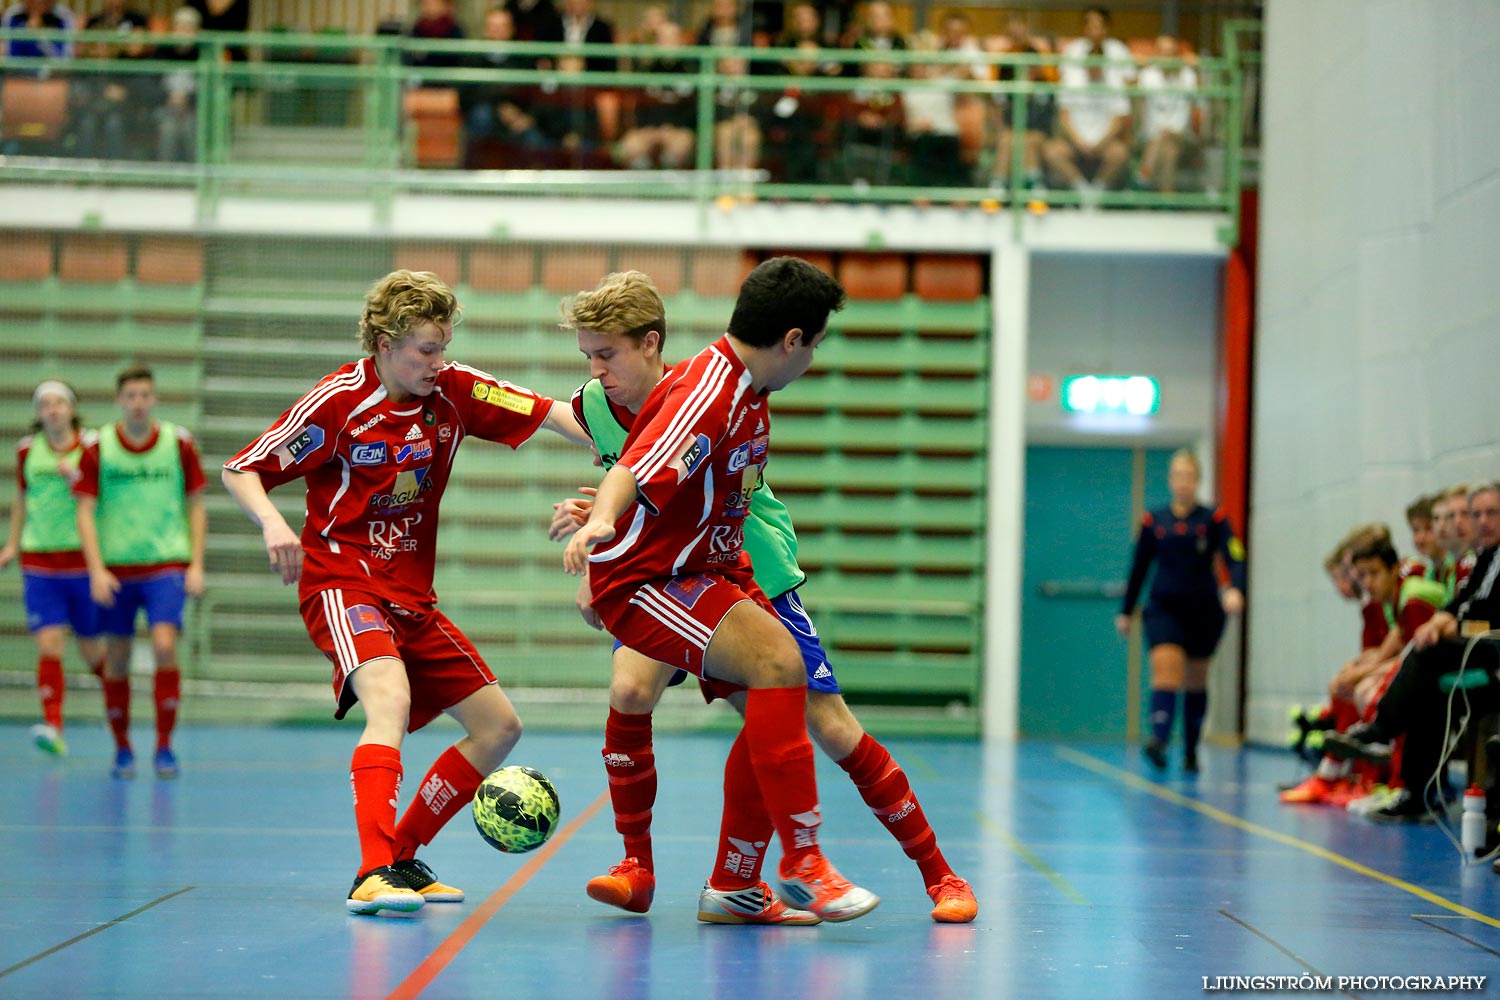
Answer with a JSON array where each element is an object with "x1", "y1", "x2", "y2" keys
[
  {"x1": 614, "y1": 588, "x2": 841, "y2": 694},
  {"x1": 23, "y1": 570, "x2": 100, "y2": 636},
  {"x1": 98, "y1": 569, "x2": 187, "y2": 636},
  {"x1": 772, "y1": 589, "x2": 841, "y2": 695}
]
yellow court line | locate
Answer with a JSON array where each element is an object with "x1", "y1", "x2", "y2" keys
[
  {"x1": 1054, "y1": 746, "x2": 1500, "y2": 930},
  {"x1": 975, "y1": 811, "x2": 1091, "y2": 906}
]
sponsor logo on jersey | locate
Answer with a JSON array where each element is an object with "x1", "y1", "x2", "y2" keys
[
  {"x1": 345, "y1": 604, "x2": 388, "y2": 635},
  {"x1": 707, "y1": 524, "x2": 744, "y2": 560},
  {"x1": 675, "y1": 433, "x2": 710, "y2": 482},
  {"x1": 368, "y1": 514, "x2": 422, "y2": 559},
  {"x1": 750, "y1": 434, "x2": 768, "y2": 460},
  {"x1": 722, "y1": 490, "x2": 747, "y2": 518},
  {"x1": 396, "y1": 439, "x2": 433, "y2": 463},
  {"x1": 755, "y1": 418, "x2": 765, "y2": 433},
  {"x1": 405, "y1": 425, "x2": 423, "y2": 441},
  {"x1": 350, "y1": 442, "x2": 387, "y2": 466},
  {"x1": 664, "y1": 573, "x2": 717, "y2": 609},
  {"x1": 370, "y1": 467, "x2": 433, "y2": 509},
  {"x1": 472, "y1": 383, "x2": 536, "y2": 415},
  {"x1": 423, "y1": 408, "x2": 436, "y2": 426},
  {"x1": 726, "y1": 442, "x2": 752, "y2": 473},
  {"x1": 277, "y1": 424, "x2": 324, "y2": 467},
  {"x1": 437, "y1": 424, "x2": 453, "y2": 442},
  {"x1": 351, "y1": 413, "x2": 385, "y2": 436}
]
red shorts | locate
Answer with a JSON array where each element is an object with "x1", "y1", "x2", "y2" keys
[
  {"x1": 301, "y1": 589, "x2": 496, "y2": 731},
  {"x1": 595, "y1": 570, "x2": 771, "y2": 681}
]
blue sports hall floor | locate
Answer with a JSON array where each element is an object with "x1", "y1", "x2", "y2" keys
[{"x1": 3, "y1": 722, "x2": 1498, "y2": 1000}]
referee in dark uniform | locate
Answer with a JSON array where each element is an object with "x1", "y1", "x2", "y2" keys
[{"x1": 1117, "y1": 450, "x2": 1246, "y2": 772}]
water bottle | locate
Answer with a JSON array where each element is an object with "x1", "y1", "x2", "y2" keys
[{"x1": 1461, "y1": 786, "x2": 1487, "y2": 856}]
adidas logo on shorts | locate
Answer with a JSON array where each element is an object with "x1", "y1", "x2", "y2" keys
[{"x1": 812, "y1": 663, "x2": 832, "y2": 680}]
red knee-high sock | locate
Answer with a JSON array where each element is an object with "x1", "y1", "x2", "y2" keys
[
  {"x1": 103, "y1": 677, "x2": 131, "y2": 750},
  {"x1": 154, "y1": 669, "x2": 180, "y2": 750},
  {"x1": 601, "y1": 708, "x2": 657, "y2": 870},
  {"x1": 742, "y1": 686, "x2": 822, "y2": 875},
  {"x1": 37, "y1": 656, "x2": 64, "y2": 729},
  {"x1": 391, "y1": 745, "x2": 485, "y2": 861},
  {"x1": 839, "y1": 732, "x2": 953, "y2": 887},
  {"x1": 1330, "y1": 696, "x2": 1359, "y2": 733},
  {"x1": 708, "y1": 728, "x2": 775, "y2": 891},
  {"x1": 350, "y1": 743, "x2": 403, "y2": 876}
]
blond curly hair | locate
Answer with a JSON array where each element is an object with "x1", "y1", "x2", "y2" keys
[{"x1": 359, "y1": 270, "x2": 462, "y2": 354}]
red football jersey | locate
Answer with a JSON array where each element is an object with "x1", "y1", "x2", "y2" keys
[
  {"x1": 225, "y1": 357, "x2": 553, "y2": 608},
  {"x1": 587, "y1": 336, "x2": 767, "y2": 601}
]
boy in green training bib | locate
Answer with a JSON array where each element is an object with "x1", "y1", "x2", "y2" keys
[{"x1": 74, "y1": 365, "x2": 207, "y2": 780}]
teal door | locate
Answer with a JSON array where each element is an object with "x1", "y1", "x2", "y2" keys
[{"x1": 1020, "y1": 445, "x2": 1174, "y2": 739}]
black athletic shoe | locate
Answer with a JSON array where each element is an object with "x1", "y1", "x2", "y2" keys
[
  {"x1": 1368, "y1": 790, "x2": 1444, "y2": 825},
  {"x1": 391, "y1": 857, "x2": 464, "y2": 902},
  {"x1": 1321, "y1": 722, "x2": 1392, "y2": 764},
  {"x1": 1141, "y1": 738, "x2": 1168, "y2": 770},
  {"x1": 1183, "y1": 750, "x2": 1200, "y2": 774}
]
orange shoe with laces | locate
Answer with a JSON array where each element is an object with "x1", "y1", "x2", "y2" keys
[
  {"x1": 776, "y1": 852, "x2": 879, "y2": 923},
  {"x1": 586, "y1": 857, "x2": 655, "y2": 914},
  {"x1": 1279, "y1": 774, "x2": 1341, "y2": 804},
  {"x1": 927, "y1": 874, "x2": 978, "y2": 923}
]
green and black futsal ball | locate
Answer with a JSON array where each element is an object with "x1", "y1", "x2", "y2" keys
[{"x1": 472, "y1": 766, "x2": 561, "y2": 853}]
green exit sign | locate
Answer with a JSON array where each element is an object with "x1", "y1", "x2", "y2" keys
[{"x1": 1061, "y1": 375, "x2": 1160, "y2": 415}]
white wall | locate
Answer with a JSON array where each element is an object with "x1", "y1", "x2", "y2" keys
[{"x1": 1248, "y1": 0, "x2": 1500, "y2": 743}]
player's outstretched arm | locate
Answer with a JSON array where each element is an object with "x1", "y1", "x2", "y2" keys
[
  {"x1": 563, "y1": 466, "x2": 638, "y2": 575},
  {"x1": 222, "y1": 467, "x2": 303, "y2": 585},
  {"x1": 541, "y1": 401, "x2": 595, "y2": 447}
]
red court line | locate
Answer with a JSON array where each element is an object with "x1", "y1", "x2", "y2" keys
[{"x1": 385, "y1": 790, "x2": 609, "y2": 1000}]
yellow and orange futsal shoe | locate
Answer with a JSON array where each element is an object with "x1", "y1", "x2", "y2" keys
[
  {"x1": 697, "y1": 881, "x2": 822, "y2": 925},
  {"x1": 586, "y1": 857, "x2": 656, "y2": 914},
  {"x1": 927, "y1": 874, "x2": 979, "y2": 923},
  {"x1": 392, "y1": 858, "x2": 464, "y2": 902},
  {"x1": 346, "y1": 865, "x2": 424, "y2": 915}
]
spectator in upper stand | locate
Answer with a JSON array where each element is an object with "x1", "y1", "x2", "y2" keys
[
  {"x1": 850, "y1": 1, "x2": 905, "y2": 54},
  {"x1": 624, "y1": 3, "x2": 667, "y2": 46},
  {"x1": 1046, "y1": 7, "x2": 1134, "y2": 201},
  {"x1": 184, "y1": 0, "x2": 248, "y2": 60},
  {"x1": 712, "y1": 55, "x2": 761, "y2": 171},
  {"x1": 617, "y1": 19, "x2": 695, "y2": 170},
  {"x1": 1134, "y1": 35, "x2": 1199, "y2": 193},
  {"x1": 71, "y1": 8, "x2": 154, "y2": 160},
  {"x1": 539, "y1": 0, "x2": 615, "y2": 73},
  {"x1": 405, "y1": 0, "x2": 467, "y2": 70},
  {"x1": 776, "y1": 3, "x2": 841, "y2": 77},
  {"x1": 937, "y1": 9, "x2": 988, "y2": 81},
  {"x1": 154, "y1": 5, "x2": 201, "y2": 162},
  {"x1": 991, "y1": 14, "x2": 1056, "y2": 191},
  {"x1": 759, "y1": 40, "x2": 834, "y2": 183},
  {"x1": 838, "y1": 59, "x2": 904, "y2": 185},
  {"x1": 2, "y1": 0, "x2": 78, "y2": 61},
  {"x1": 1061, "y1": 5, "x2": 1133, "y2": 77},
  {"x1": 902, "y1": 31, "x2": 968, "y2": 189},
  {"x1": 697, "y1": 0, "x2": 752, "y2": 49},
  {"x1": 505, "y1": 0, "x2": 559, "y2": 42},
  {"x1": 460, "y1": 6, "x2": 552, "y2": 165},
  {"x1": 532, "y1": 52, "x2": 604, "y2": 165}
]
